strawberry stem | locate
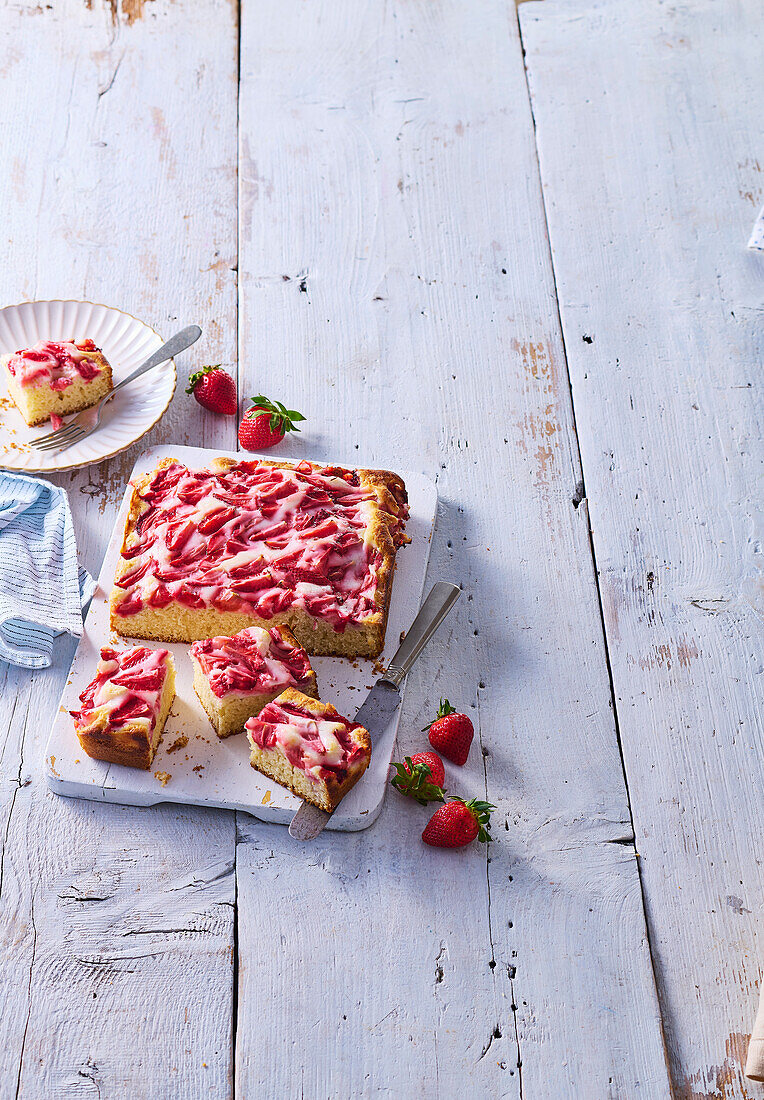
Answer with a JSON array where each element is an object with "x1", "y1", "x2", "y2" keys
[
  {"x1": 186, "y1": 364, "x2": 221, "y2": 394},
  {"x1": 248, "y1": 394, "x2": 306, "y2": 434},
  {"x1": 390, "y1": 757, "x2": 446, "y2": 806},
  {"x1": 422, "y1": 697, "x2": 458, "y2": 732}
]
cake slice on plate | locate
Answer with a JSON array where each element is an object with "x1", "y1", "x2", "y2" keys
[
  {"x1": 2, "y1": 338, "x2": 113, "y2": 426},
  {"x1": 190, "y1": 624, "x2": 318, "y2": 739},
  {"x1": 245, "y1": 687, "x2": 371, "y2": 811},
  {"x1": 71, "y1": 646, "x2": 175, "y2": 769}
]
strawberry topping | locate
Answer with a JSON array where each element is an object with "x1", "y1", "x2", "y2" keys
[
  {"x1": 191, "y1": 626, "x2": 314, "y2": 699},
  {"x1": 112, "y1": 460, "x2": 409, "y2": 632},
  {"x1": 246, "y1": 698, "x2": 367, "y2": 783},
  {"x1": 7, "y1": 339, "x2": 104, "y2": 388},
  {"x1": 71, "y1": 646, "x2": 171, "y2": 736}
]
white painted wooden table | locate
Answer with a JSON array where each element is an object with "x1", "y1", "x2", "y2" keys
[{"x1": 0, "y1": 1, "x2": 760, "y2": 1096}]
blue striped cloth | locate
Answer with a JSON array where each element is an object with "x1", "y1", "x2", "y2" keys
[{"x1": 0, "y1": 472, "x2": 94, "y2": 669}]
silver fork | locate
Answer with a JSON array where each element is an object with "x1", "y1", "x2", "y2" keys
[{"x1": 30, "y1": 324, "x2": 202, "y2": 452}]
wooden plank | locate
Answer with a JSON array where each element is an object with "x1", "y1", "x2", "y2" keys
[
  {"x1": 236, "y1": 1, "x2": 671, "y2": 1095},
  {"x1": 519, "y1": 0, "x2": 764, "y2": 1094},
  {"x1": 0, "y1": 1, "x2": 238, "y2": 1095}
]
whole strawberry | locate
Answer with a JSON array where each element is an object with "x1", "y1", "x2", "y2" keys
[
  {"x1": 409, "y1": 751, "x2": 445, "y2": 789},
  {"x1": 238, "y1": 394, "x2": 306, "y2": 451},
  {"x1": 425, "y1": 699, "x2": 474, "y2": 765},
  {"x1": 422, "y1": 798, "x2": 494, "y2": 848},
  {"x1": 390, "y1": 752, "x2": 446, "y2": 805},
  {"x1": 186, "y1": 365, "x2": 237, "y2": 415}
]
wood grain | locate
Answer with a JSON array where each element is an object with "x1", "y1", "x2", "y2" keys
[
  {"x1": 236, "y1": 1, "x2": 671, "y2": 1095},
  {"x1": 0, "y1": 1, "x2": 238, "y2": 1095},
  {"x1": 519, "y1": 0, "x2": 764, "y2": 1095}
]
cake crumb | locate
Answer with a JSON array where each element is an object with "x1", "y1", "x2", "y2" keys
[
  {"x1": 261, "y1": 790, "x2": 272, "y2": 805},
  {"x1": 154, "y1": 771, "x2": 172, "y2": 787},
  {"x1": 193, "y1": 764, "x2": 204, "y2": 774},
  {"x1": 167, "y1": 735, "x2": 189, "y2": 754}
]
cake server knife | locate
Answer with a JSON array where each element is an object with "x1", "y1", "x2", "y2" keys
[{"x1": 288, "y1": 580, "x2": 462, "y2": 841}]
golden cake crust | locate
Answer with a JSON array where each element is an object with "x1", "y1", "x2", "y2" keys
[
  {"x1": 110, "y1": 456, "x2": 408, "y2": 657},
  {"x1": 75, "y1": 716, "x2": 156, "y2": 770}
]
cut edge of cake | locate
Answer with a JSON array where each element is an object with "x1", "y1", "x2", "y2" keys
[
  {"x1": 190, "y1": 624, "x2": 319, "y2": 739},
  {"x1": 109, "y1": 455, "x2": 408, "y2": 657},
  {"x1": 245, "y1": 687, "x2": 371, "y2": 812}
]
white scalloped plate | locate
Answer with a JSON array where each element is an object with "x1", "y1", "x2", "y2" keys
[{"x1": 0, "y1": 300, "x2": 176, "y2": 473}]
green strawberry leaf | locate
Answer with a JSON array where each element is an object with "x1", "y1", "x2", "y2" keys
[
  {"x1": 451, "y1": 797, "x2": 496, "y2": 842},
  {"x1": 249, "y1": 394, "x2": 306, "y2": 434},
  {"x1": 422, "y1": 697, "x2": 458, "y2": 732},
  {"x1": 390, "y1": 757, "x2": 446, "y2": 806}
]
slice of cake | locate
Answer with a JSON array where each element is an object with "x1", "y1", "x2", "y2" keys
[
  {"x1": 110, "y1": 456, "x2": 409, "y2": 657},
  {"x1": 71, "y1": 646, "x2": 175, "y2": 769},
  {"x1": 2, "y1": 338, "x2": 113, "y2": 426},
  {"x1": 190, "y1": 624, "x2": 318, "y2": 738},
  {"x1": 245, "y1": 687, "x2": 371, "y2": 811}
]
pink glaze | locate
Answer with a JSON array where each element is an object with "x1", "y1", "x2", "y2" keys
[
  {"x1": 113, "y1": 460, "x2": 409, "y2": 632},
  {"x1": 7, "y1": 338, "x2": 103, "y2": 389},
  {"x1": 191, "y1": 625, "x2": 313, "y2": 699},
  {"x1": 246, "y1": 698, "x2": 367, "y2": 783},
  {"x1": 72, "y1": 646, "x2": 170, "y2": 734}
]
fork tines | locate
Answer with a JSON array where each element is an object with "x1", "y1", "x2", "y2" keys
[{"x1": 30, "y1": 425, "x2": 86, "y2": 451}]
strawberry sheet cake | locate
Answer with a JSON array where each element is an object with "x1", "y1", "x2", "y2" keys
[{"x1": 110, "y1": 456, "x2": 409, "y2": 656}]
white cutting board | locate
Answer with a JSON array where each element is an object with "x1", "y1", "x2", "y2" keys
[{"x1": 45, "y1": 445, "x2": 437, "y2": 831}]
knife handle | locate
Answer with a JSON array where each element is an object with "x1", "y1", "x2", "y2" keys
[{"x1": 381, "y1": 581, "x2": 461, "y2": 689}]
